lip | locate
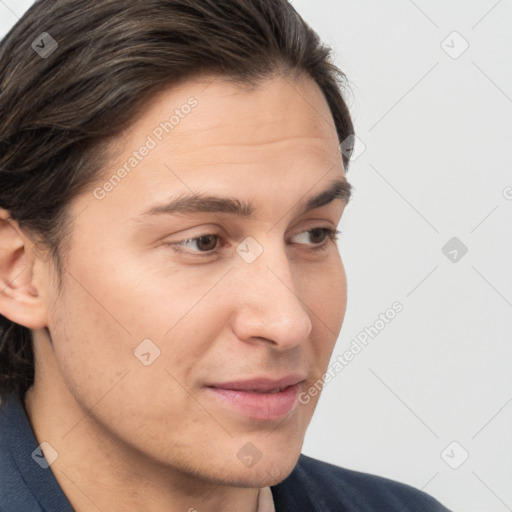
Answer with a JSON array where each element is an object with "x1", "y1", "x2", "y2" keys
[
  {"x1": 209, "y1": 374, "x2": 306, "y2": 393},
  {"x1": 206, "y1": 374, "x2": 306, "y2": 421}
]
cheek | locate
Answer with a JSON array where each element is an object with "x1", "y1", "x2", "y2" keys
[
  {"x1": 46, "y1": 268, "x2": 223, "y2": 450},
  {"x1": 48, "y1": 272, "x2": 137, "y2": 412},
  {"x1": 48, "y1": 255, "x2": 227, "y2": 408},
  {"x1": 305, "y1": 257, "x2": 347, "y2": 370},
  {"x1": 307, "y1": 256, "x2": 347, "y2": 329}
]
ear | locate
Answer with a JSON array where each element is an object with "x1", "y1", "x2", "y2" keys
[{"x1": 0, "y1": 208, "x2": 49, "y2": 329}]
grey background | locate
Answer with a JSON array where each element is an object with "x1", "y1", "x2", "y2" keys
[{"x1": 1, "y1": 1, "x2": 511, "y2": 511}]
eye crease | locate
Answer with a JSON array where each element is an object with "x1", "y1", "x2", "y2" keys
[{"x1": 168, "y1": 227, "x2": 341, "y2": 258}]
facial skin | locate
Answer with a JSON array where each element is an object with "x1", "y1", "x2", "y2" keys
[{"x1": 0, "y1": 73, "x2": 349, "y2": 512}]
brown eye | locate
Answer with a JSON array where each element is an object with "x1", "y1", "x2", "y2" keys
[
  {"x1": 288, "y1": 228, "x2": 341, "y2": 253},
  {"x1": 308, "y1": 228, "x2": 329, "y2": 244},
  {"x1": 194, "y1": 235, "x2": 219, "y2": 252},
  {"x1": 170, "y1": 233, "x2": 223, "y2": 257}
]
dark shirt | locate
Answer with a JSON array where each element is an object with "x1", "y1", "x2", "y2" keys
[{"x1": 0, "y1": 393, "x2": 452, "y2": 511}]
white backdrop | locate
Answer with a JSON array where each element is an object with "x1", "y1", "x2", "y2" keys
[{"x1": 1, "y1": 2, "x2": 511, "y2": 511}]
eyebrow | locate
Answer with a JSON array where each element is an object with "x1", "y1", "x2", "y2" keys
[{"x1": 138, "y1": 178, "x2": 351, "y2": 220}]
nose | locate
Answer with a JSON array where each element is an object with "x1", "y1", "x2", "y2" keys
[{"x1": 229, "y1": 243, "x2": 313, "y2": 351}]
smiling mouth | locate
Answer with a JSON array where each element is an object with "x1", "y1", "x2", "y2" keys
[
  {"x1": 246, "y1": 387, "x2": 283, "y2": 394},
  {"x1": 205, "y1": 375, "x2": 306, "y2": 421}
]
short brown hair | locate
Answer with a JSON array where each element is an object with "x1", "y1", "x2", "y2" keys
[{"x1": 0, "y1": 0, "x2": 354, "y2": 400}]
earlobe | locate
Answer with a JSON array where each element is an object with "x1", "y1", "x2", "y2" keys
[{"x1": 0, "y1": 208, "x2": 49, "y2": 330}]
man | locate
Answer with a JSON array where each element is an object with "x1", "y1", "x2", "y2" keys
[{"x1": 0, "y1": 1, "x2": 452, "y2": 510}]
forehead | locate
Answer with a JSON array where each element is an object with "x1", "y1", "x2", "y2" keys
[
  {"x1": 108, "y1": 73, "x2": 341, "y2": 169},
  {"x1": 77, "y1": 74, "x2": 345, "y2": 229}
]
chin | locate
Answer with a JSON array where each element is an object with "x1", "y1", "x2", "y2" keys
[
  {"x1": 226, "y1": 445, "x2": 302, "y2": 488},
  {"x1": 218, "y1": 460, "x2": 299, "y2": 489},
  {"x1": 177, "y1": 441, "x2": 302, "y2": 490}
]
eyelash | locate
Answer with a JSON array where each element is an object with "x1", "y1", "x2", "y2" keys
[{"x1": 168, "y1": 228, "x2": 341, "y2": 258}]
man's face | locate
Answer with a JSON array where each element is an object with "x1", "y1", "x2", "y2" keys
[{"x1": 41, "y1": 74, "x2": 349, "y2": 486}]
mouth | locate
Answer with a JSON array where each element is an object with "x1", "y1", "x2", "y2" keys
[{"x1": 205, "y1": 374, "x2": 306, "y2": 421}]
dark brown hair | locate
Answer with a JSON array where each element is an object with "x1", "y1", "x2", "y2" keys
[{"x1": 0, "y1": 0, "x2": 354, "y2": 401}]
